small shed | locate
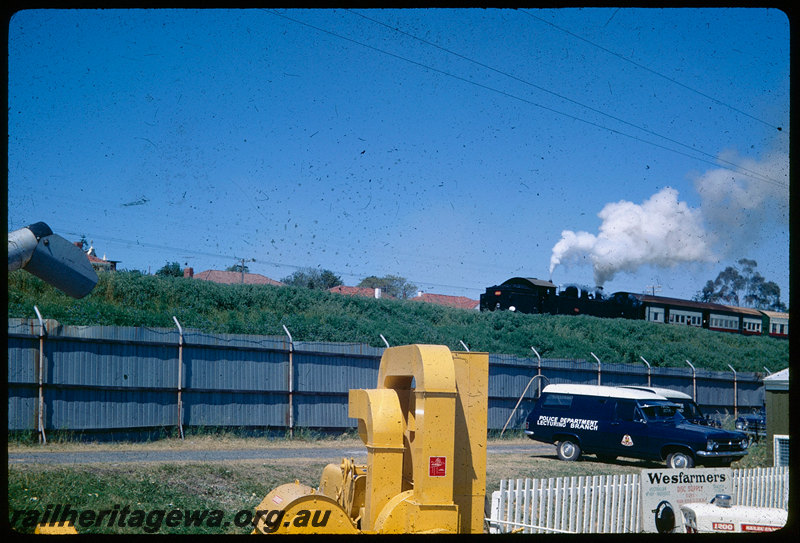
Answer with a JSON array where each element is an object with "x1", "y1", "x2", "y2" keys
[{"x1": 763, "y1": 368, "x2": 789, "y2": 465}]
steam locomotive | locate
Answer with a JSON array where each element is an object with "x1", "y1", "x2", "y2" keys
[{"x1": 479, "y1": 277, "x2": 788, "y2": 339}]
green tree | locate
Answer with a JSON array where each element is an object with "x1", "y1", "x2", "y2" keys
[
  {"x1": 155, "y1": 262, "x2": 183, "y2": 277},
  {"x1": 358, "y1": 274, "x2": 417, "y2": 299},
  {"x1": 281, "y1": 267, "x2": 343, "y2": 290},
  {"x1": 694, "y1": 259, "x2": 787, "y2": 311},
  {"x1": 226, "y1": 263, "x2": 250, "y2": 273}
]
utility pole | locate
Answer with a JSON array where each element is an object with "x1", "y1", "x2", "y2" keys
[
  {"x1": 645, "y1": 284, "x2": 662, "y2": 296},
  {"x1": 235, "y1": 257, "x2": 254, "y2": 283}
]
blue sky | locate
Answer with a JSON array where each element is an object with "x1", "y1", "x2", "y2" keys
[{"x1": 8, "y1": 8, "x2": 790, "y2": 304}]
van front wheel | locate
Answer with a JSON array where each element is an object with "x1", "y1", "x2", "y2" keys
[
  {"x1": 556, "y1": 439, "x2": 581, "y2": 461},
  {"x1": 666, "y1": 451, "x2": 694, "y2": 469}
]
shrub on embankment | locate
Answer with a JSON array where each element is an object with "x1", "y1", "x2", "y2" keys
[{"x1": 8, "y1": 270, "x2": 788, "y2": 372}]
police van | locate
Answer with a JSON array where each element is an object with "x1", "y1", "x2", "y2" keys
[{"x1": 524, "y1": 384, "x2": 749, "y2": 468}]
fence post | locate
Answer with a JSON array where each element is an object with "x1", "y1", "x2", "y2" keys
[
  {"x1": 34, "y1": 306, "x2": 47, "y2": 445},
  {"x1": 639, "y1": 356, "x2": 651, "y2": 386},
  {"x1": 685, "y1": 360, "x2": 696, "y2": 401},
  {"x1": 283, "y1": 325, "x2": 294, "y2": 437},
  {"x1": 500, "y1": 347, "x2": 548, "y2": 437},
  {"x1": 590, "y1": 352, "x2": 601, "y2": 386},
  {"x1": 728, "y1": 364, "x2": 738, "y2": 418},
  {"x1": 172, "y1": 316, "x2": 184, "y2": 440}
]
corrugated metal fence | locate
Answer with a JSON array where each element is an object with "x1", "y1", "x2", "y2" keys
[
  {"x1": 488, "y1": 467, "x2": 789, "y2": 533},
  {"x1": 7, "y1": 318, "x2": 766, "y2": 437}
]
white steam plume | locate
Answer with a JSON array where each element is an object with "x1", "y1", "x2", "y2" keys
[
  {"x1": 549, "y1": 187, "x2": 712, "y2": 286},
  {"x1": 692, "y1": 150, "x2": 789, "y2": 250},
  {"x1": 549, "y1": 150, "x2": 788, "y2": 288}
]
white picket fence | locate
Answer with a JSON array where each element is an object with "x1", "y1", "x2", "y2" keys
[
  {"x1": 487, "y1": 467, "x2": 789, "y2": 534},
  {"x1": 733, "y1": 466, "x2": 790, "y2": 509}
]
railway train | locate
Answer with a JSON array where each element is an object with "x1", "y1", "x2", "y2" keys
[{"x1": 479, "y1": 277, "x2": 789, "y2": 339}]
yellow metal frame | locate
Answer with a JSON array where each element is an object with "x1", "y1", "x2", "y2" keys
[{"x1": 254, "y1": 344, "x2": 488, "y2": 534}]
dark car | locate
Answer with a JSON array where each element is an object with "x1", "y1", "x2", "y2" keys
[
  {"x1": 735, "y1": 409, "x2": 766, "y2": 442},
  {"x1": 525, "y1": 384, "x2": 749, "y2": 468}
]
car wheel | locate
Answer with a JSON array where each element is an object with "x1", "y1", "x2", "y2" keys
[
  {"x1": 666, "y1": 451, "x2": 694, "y2": 469},
  {"x1": 556, "y1": 439, "x2": 581, "y2": 461}
]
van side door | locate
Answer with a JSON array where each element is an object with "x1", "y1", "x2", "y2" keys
[{"x1": 602, "y1": 399, "x2": 650, "y2": 458}]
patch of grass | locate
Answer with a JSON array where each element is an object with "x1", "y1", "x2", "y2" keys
[
  {"x1": 7, "y1": 461, "x2": 329, "y2": 534},
  {"x1": 8, "y1": 435, "x2": 775, "y2": 534},
  {"x1": 7, "y1": 427, "x2": 362, "y2": 454}
]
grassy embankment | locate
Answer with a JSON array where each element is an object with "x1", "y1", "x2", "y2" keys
[{"x1": 8, "y1": 270, "x2": 788, "y2": 372}]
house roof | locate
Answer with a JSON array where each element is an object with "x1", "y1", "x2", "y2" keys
[
  {"x1": 328, "y1": 285, "x2": 386, "y2": 298},
  {"x1": 411, "y1": 293, "x2": 480, "y2": 310},
  {"x1": 73, "y1": 241, "x2": 119, "y2": 265},
  {"x1": 763, "y1": 368, "x2": 789, "y2": 391},
  {"x1": 193, "y1": 270, "x2": 283, "y2": 286},
  {"x1": 87, "y1": 253, "x2": 119, "y2": 265}
]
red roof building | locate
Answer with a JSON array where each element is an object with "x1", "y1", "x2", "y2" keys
[
  {"x1": 74, "y1": 241, "x2": 119, "y2": 272},
  {"x1": 185, "y1": 268, "x2": 283, "y2": 286},
  {"x1": 328, "y1": 285, "x2": 389, "y2": 299},
  {"x1": 411, "y1": 293, "x2": 480, "y2": 310}
]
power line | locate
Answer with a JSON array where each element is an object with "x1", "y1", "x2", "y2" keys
[
  {"x1": 267, "y1": 9, "x2": 786, "y2": 189},
  {"x1": 520, "y1": 9, "x2": 784, "y2": 133},
  {"x1": 42, "y1": 225, "x2": 485, "y2": 294},
  {"x1": 347, "y1": 8, "x2": 786, "y2": 188}
]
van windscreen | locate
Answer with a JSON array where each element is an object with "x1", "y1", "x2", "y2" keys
[{"x1": 639, "y1": 402, "x2": 683, "y2": 421}]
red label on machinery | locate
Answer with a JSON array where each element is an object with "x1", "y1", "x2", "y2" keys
[
  {"x1": 742, "y1": 524, "x2": 781, "y2": 532},
  {"x1": 429, "y1": 456, "x2": 447, "y2": 477}
]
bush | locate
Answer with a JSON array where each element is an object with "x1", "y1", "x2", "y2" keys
[{"x1": 7, "y1": 271, "x2": 788, "y2": 372}]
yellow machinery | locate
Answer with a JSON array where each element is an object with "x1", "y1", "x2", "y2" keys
[{"x1": 252, "y1": 344, "x2": 488, "y2": 534}]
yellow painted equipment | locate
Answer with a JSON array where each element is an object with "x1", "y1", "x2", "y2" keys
[
  {"x1": 252, "y1": 344, "x2": 489, "y2": 534},
  {"x1": 34, "y1": 522, "x2": 78, "y2": 534}
]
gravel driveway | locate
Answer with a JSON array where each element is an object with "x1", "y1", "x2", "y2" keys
[{"x1": 8, "y1": 443, "x2": 554, "y2": 465}]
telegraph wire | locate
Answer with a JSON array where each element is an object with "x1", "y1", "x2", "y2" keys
[
  {"x1": 520, "y1": 9, "x2": 784, "y2": 133},
  {"x1": 345, "y1": 8, "x2": 786, "y2": 189},
  {"x1": 267, "y1": 9, "x2": 786, "y2": 189},
  {"x1": 42, "y1": 225, "x2": 485, "y2": 295}
]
